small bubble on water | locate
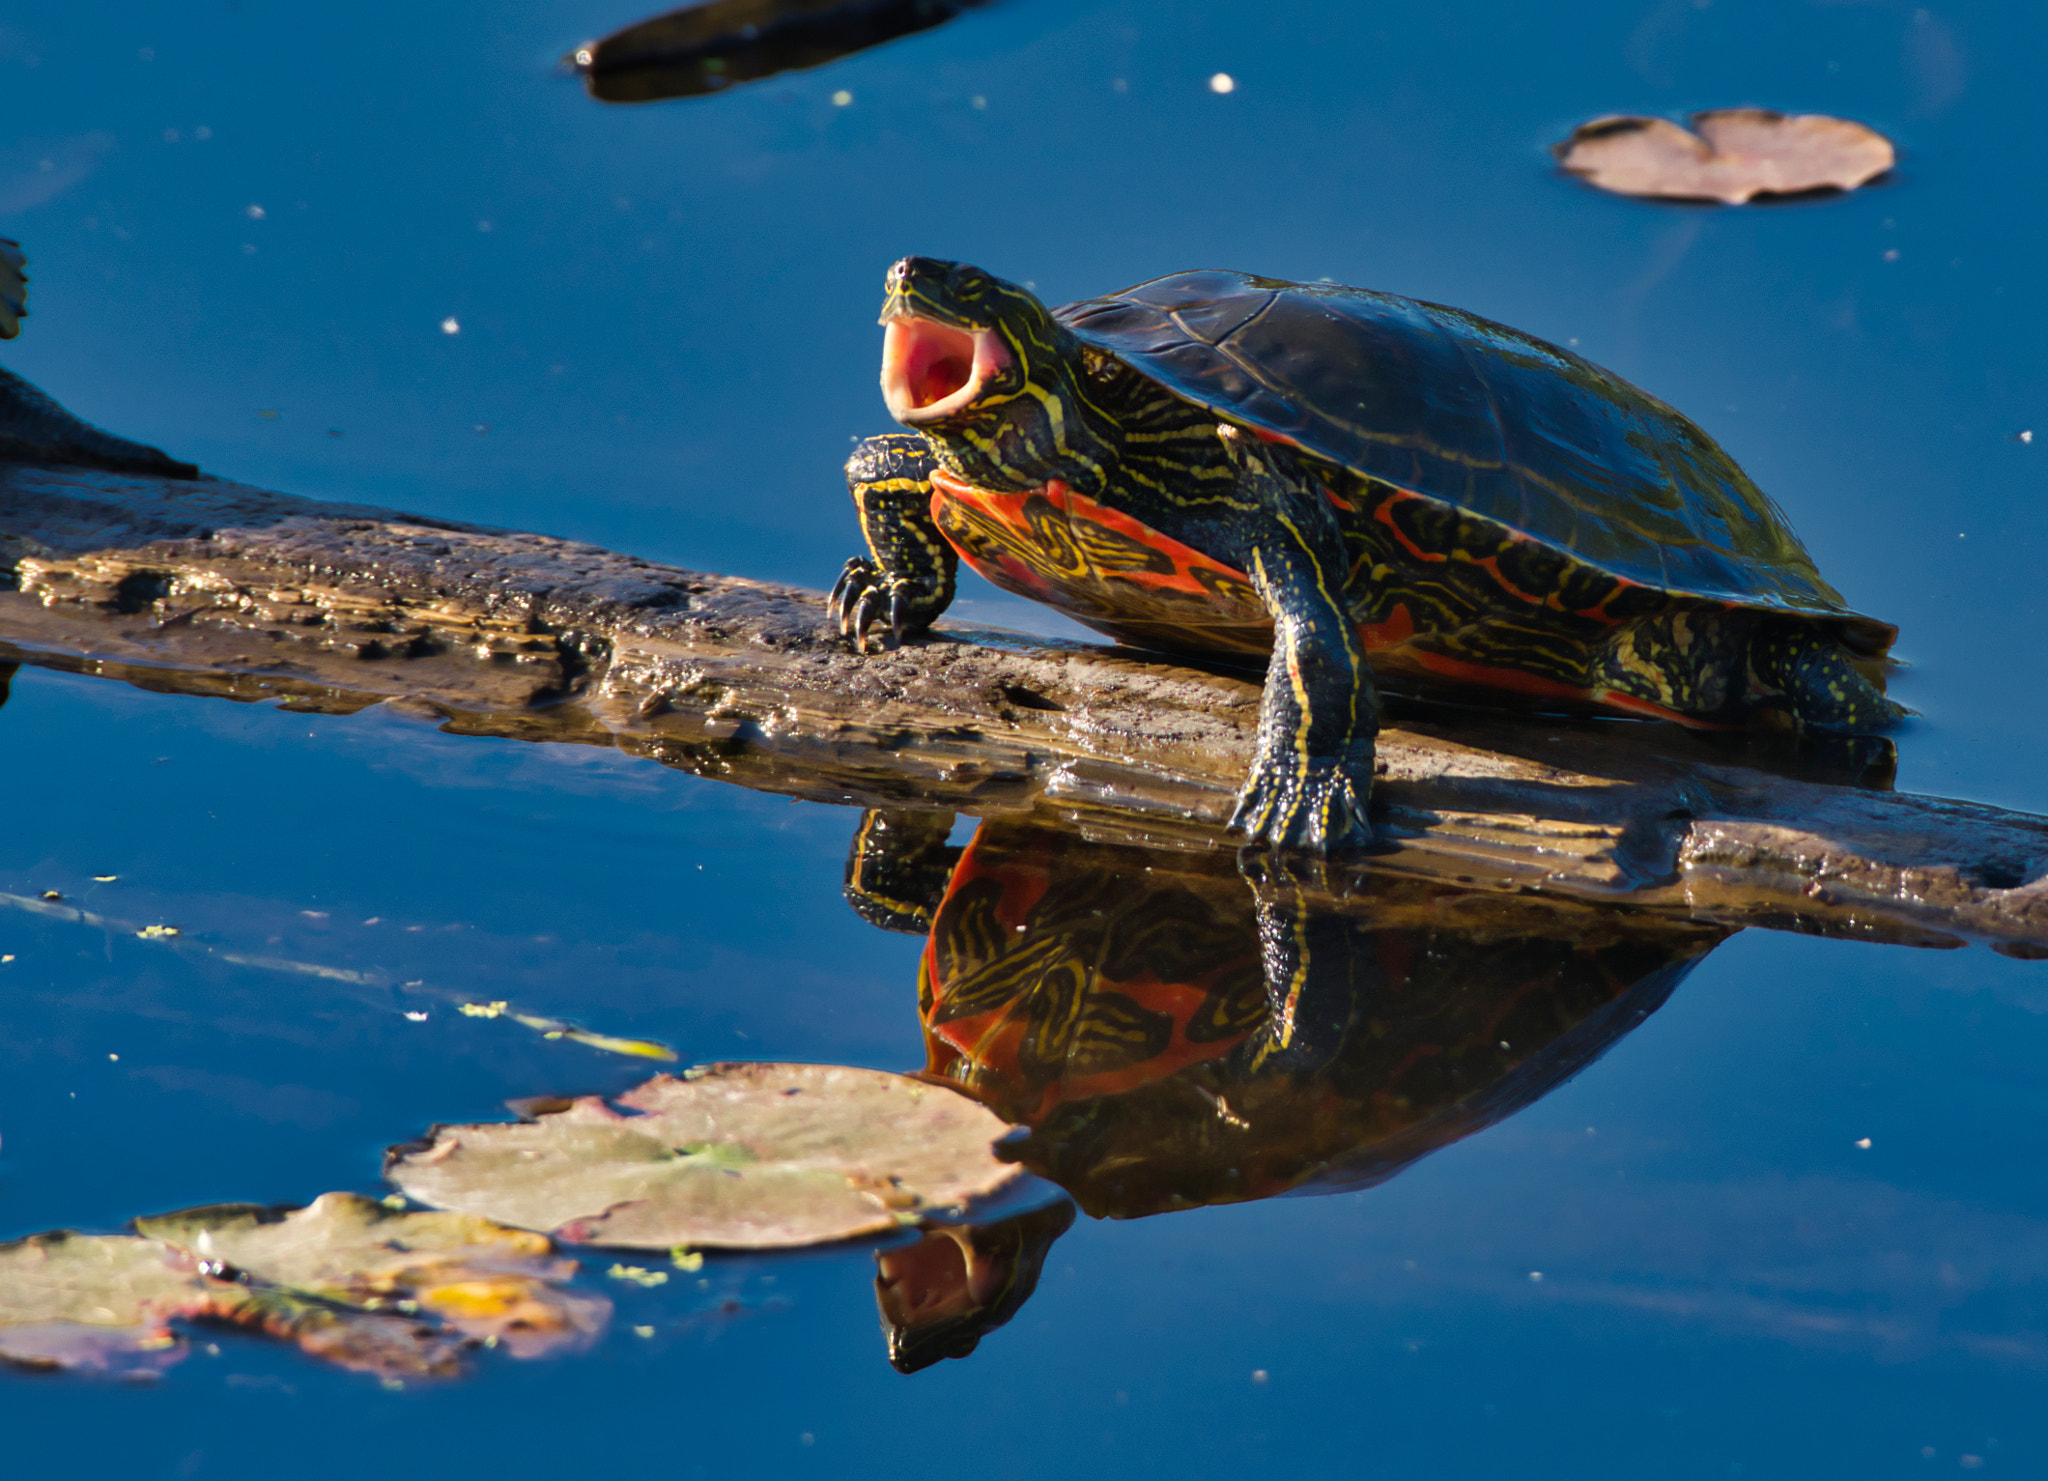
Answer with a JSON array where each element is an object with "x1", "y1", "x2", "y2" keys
[
  {"x1": 441, "y1": 316, "x2": 460, "y2": 335},
  {"x1": 1209, "y1": 72, "x2": 1236, "y2": 93}
]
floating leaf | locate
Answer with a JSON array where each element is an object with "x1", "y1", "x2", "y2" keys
[
  {"x1": 0, "y1": 1195, "x2": 608, "y2": 1378},
  {"x1": 388, "y1": 1063, "x2": 1021, "y2": 1250},
  {"x1": 137, "y1": 1192, "x2": 610, "y2": 1360},
  {"x1": 0, "y1": 1232, "x2": 214, "y2": 1374},
  {"x1": 1555, "y1": 110, "x2": 1894, "y2": 204}
]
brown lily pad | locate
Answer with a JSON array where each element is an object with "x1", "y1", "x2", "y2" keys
[
  {"x1": 387, "y1": 1063, "x2": 1022, "y2": 1250},
  {"x1": 0, "y1": 1231, "x2": 216, "y2": 1374},
  {"x1": 1556, "y1": 109, "x2": 1894, "y2": 204},
  {"x1": 137, "y1": 1192, "x2": 610, "y2": 1360},
  {"x1": 0, "y1": 1195, "x2": 608, "y2": 1378}
]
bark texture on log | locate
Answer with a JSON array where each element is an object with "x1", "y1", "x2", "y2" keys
[{"x1": 3, "y1": 460, "x2": 2046, "y2": 955}]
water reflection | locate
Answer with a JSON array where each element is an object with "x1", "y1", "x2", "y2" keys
[
  {"x1": 875, "y1": 1200, "x2": 1073, "y2": 1373},
  {"x1": 853, "y1": 808, "x2": 1730, "y2": 1362},
  {"x1": 574, "y1": 0, "x2": 991, "y2": 104}
]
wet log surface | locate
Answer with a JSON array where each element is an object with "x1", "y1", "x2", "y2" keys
[{"x1": 3, "y1": 459, "x2": 2047, "y2": 955}]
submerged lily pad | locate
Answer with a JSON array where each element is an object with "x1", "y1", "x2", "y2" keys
[
  {"x1": 0, "y1": 1195, "x2": 608, "y2": 1378},
  {"x1": 387, "y1": 1063, "x2": 1022, "y2": 1249},
  {"x1": 1556, "y1": 110, "x2": 1894, "y2": 204}
]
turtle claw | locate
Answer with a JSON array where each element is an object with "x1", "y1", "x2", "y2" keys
[
  {"x1": 829, "y1": 555, "x2": 917, "y2": 655},
  {"x1": 829, "y1": 557, "x2": 867, "y2": 624},
  {"x1": 1227, "y1": 753, "x2": 1375, "y2": 855},
  {"x1": 850, "y1": 587, "x2": 890, "y2": 654}
]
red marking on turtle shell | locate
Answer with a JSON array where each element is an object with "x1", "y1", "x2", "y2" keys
[
  {"x1": 1590, "y1": 689, "x2": 1742, "y2": 730},
  {"x1": 1322, "y1": 485, "x2": 1356, "y2": 513},
  {"x1": 1358, "y1": 602, "x2": 1416, "y2": 648},
  {"x1": 1372, "y1": 491, "x2": 1445, "y2": 563},
  {"x1": 1249, "y1": 426, "x2": 1302, "y2": 448},
  {"x1": 930, "y1": 469, "x2": 1251, "y2": 600},
  {"x1": 1403, "y1": 649, "x2": 1595, "y2": 705}
]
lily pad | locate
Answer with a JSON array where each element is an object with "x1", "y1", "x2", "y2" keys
[
  {"x1": 0, "y1": 1195, "x2": 608, "y2": 1378},
  {"x1": 0, "y1": 1231, "x2": 215, "y2": 1374},
  {"x1": 137, "y1": 1192, "x2": 610, "y2": 1360},
  {"x1": 387, "y1": 1063, "x2": 1022, "y2": 1250},
  {"x1": 1556, "y1": 110, "x2": 1894, "y2": 204}
]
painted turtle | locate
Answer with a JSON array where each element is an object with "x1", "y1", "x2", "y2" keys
[
  {"x1": 831, "y1": 259, "x2": 1902, "y2": 853},
  {"x1": 845, "y1": 810, "x2": 1726, "y2": 1219}
]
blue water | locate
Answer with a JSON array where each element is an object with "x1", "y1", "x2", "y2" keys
[{"x1": 4, "y1": 0, "x2": 2046, "y2": 1474}]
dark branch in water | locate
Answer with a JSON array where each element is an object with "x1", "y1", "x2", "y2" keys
[
  {"x1": 1, "y1": 413, "x2": 2046, "y2": 955},
  {"x1": 572, "y1": 0, "x2": 989, "y2": 104}
]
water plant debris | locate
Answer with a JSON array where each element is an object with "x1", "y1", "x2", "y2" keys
[{"x1": 1555, "y1": 110, "x2": 1894, "y2": 205}]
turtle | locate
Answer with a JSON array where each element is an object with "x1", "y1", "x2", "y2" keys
[
  {"x1": 829, "y1": 258, "x2": 1903, "y2": 853},
  {"x1": 844, "y1": 809, "x2": 1727, "y2": 1219}
]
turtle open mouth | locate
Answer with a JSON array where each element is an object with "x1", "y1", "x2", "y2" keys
[{"x1": 881, "y1": 313, "x2": 1010, "y2": 423}]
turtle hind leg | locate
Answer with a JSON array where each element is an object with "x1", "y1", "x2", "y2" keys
[
  {"x1": 1591, "y1": 609, "x2": 1754, "y2": 725},
  {"x1": 1747, "y1": 617, "x2": 1906, "y2": 735}
]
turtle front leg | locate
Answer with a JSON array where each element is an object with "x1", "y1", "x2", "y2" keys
[
  {"x1": 842, "y1": 807, "x2": 961, "y2": 936},
  {"x1": 1218, "y1": 428, "x2": 1380, "y2": 853},
  {"x1": 831, "y1": 432, "x2": 958, "y2": 653}
]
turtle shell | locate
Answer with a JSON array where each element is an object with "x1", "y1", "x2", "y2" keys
[{"x1": 1056, "y1": 271, "x2": 1892, "y2": 650}]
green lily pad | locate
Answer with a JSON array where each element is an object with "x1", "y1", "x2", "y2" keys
[{"x1": 387, "y1": 1063, "x2": 1022, "y2": 1250}]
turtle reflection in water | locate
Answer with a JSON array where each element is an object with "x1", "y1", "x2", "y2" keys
[{"x1": 848, "y1": 810, "x2": 1729, "y2": 1368}]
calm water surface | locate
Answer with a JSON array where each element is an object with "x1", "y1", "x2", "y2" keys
[{"x1": 3, "y1": 0, "x2": 2046, "y2": 1475}]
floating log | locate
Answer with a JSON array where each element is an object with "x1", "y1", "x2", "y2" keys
[{"x1": 2, "y1": 454, "x2": 2046, "y2": 955}]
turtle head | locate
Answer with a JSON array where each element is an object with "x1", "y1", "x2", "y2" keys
[{"x1": 879, "y1": 257, "x2": 1111, "y2": 490}]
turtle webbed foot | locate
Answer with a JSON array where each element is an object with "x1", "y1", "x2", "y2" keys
[{"x1": 1227, "y1": 747, "x2": 1376, "y2": 854}]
